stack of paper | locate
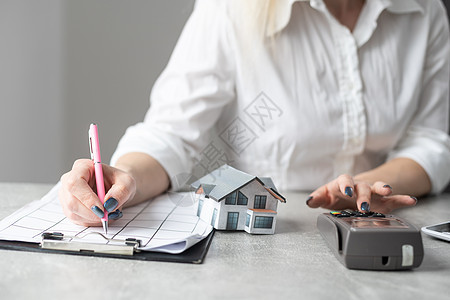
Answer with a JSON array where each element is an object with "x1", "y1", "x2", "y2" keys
[{"x1": 0, "y1": 183, "x2": 213, "y2": 254}]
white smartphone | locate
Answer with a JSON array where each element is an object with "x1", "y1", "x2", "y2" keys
[{"x1": 421, "y1": 222, "x2": 450, "y2": 242}]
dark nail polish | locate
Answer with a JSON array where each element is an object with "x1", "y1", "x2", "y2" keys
[
  {"x1": 383, "y1": 184, "x2": 392, "y2": 190},
  {"x1": 104, "y1": 197, "x2": 119, "y2": 213},
  {"x1": 345, "y1": 187, "x2": 354, "y2": 197},
  {"x1": 361, "y1": 202, "x2": 369, "y2": 211},
  {"x1": 91, "y1": 206, "x2": 104, "y2": 218},
  {"x1": 108, "y1": 209, "x2": 123, "y2": 220},
  {"x1": 306, "y1": 196, "x2": 313, "y2": 206}
]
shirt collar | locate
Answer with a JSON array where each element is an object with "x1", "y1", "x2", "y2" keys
[
  {"x1": 383, "y1": 0, "x2": 424, "y2": 14},
  {"x1": 268, "y1": 0, "x2": 424, "y2": 36}
]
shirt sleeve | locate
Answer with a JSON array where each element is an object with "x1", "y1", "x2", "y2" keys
[
  {"x1": 110, "y1": 0, "x2": 236, "y2": 190},
  {"x1": 387, "y1": 1, "x2": 450, "y2": 194}
]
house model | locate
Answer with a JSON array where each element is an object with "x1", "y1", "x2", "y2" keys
[{"x1": 191, "y1": 164, "x2": 286, "y2": 234}]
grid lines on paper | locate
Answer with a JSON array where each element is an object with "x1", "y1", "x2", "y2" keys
[{"x1": 0, "y1": 188, "x2": 207, "y2": 250}]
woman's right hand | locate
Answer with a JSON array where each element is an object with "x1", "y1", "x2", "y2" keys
[{"x1": 58, "y1": 159, "x2": 136, "y2": 227}]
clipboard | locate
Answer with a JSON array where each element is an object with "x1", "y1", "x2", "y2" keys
[
  {"x1": 0, "y1": 184, "x2": 215, "y2": 264},
  {"x1": 0, "y1": 230, "x2": 215, "y2": 264}
]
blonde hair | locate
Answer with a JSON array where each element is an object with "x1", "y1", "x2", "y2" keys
[
  {"x1": 230, "y1": 0, "x2": 279, "y2": 42},
  {"x1": 226, "y1": 0, "x2": 280, "y2": 68}
]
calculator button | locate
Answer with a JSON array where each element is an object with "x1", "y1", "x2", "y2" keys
[
  {"x1": 330, "y1": 210, "x2": 385, "y2": 218},
  {"x1": 344, "y1": 210, "x2": 357, "y2": 216},
  {"x1": 330, "y1": 211, "x2": 352, "y2": 218},
  {"x1": 339, "y1": 211, "x2": 351, "y2": 216},
  {"x1": 336, "y1": 213, "x2": 351, "y2": 218},
  {"x1": 354, "y1": 212, "x2": 369, "y2": 217},
  {"x1": 372, "y1": 212, "x2": 385, "y2": 218}
]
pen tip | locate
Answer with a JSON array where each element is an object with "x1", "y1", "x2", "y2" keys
[{"x1": 102, "y1": 220, "x2": 108, "y2": 235}]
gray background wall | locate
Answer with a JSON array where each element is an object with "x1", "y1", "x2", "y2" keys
[{"x1": 0, "y1": 0, "x2": 195, "y2": 183}]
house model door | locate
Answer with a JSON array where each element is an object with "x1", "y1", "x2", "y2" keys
[{"x1": 226, "y1": 212, "x2": 239, "y2": 230}]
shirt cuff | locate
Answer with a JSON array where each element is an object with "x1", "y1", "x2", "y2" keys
[
  {"x1": 387, "y1": 126, "x2": 450, "y2": 194},
  {"x1": 110, "y1": 122, "x2": 194, "y2": 191}
]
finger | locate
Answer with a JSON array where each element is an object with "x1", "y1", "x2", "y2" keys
[
  {"x1": 336, "y1": 174, "x2": 355, "y2": 198},
  {"x1": 354, "y1": 182, "x2": 372, "y2": 212},
  {"x1": 371, "y1": 181, "x2": 393, "y2": 197},
  {"x1": 71, "y1": 159, "x2": 96, "y2": 185},
  {"x1": 108, "y1": 209, "x2": 123, "y2": 221},
  {"x1": 307, "y1": 184, "x2": 356, "y2": 210},
  {"x1": 103, "y1": 167, "x2": 136, "y2": 211},
  {"x1": 60, "y1": 186, "x2": 104, "y2": 224},
  {"x1": 59, "y1": 186, "x2": 80, "y2": 222},
  {"x1": 63, "y1": 162, "x2": 105, "y2": 216},
  {"x1": 68, "y1": 214, "x2": 104, "y2": 227},
  {"x1": 60, "y1": 168, "x2": 118, "y2": 226},
  {"x1": 59, "y1": 194, "x2": 102, "y2": 227},
  {"x1": 307, "y1": 177, "x2": 357, "y2": 210},
  {"x1": 60, "y1": 186, "x2": 105, "y2": 227},
  {"x1": 306, "y1": 184, "x2": 330, "y2": 208},
  {"x1": 371, "y1": 195, "x2": 417, "y2": 213},
  {"x1": 65, "y1": 210, "x2": 103, "y2": 227}
]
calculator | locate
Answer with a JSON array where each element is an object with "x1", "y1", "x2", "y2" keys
[{"x1": 317, "y1": 210, "x2": 424, "y2": 270}]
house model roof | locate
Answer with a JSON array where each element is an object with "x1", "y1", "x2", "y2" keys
[{"x1": 191, "y1": 164, "x2": 286, "y2": 202}]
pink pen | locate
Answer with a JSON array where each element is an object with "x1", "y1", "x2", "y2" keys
[{"x1": 88, "y1": 123, "x2": 108, "y2": 234}]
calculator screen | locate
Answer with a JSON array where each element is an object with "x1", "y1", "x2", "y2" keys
[{"x1": 344, "y1": 218, "x2": 409, "y2": 229}]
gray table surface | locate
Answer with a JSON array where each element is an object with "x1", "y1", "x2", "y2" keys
[{"x1": 1, "y1": 182, "x2": 449, "y2": 300}]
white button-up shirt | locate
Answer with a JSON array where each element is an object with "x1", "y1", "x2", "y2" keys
[{"x1": 111, "y1": 0, "x2": 450, "y2": 193}]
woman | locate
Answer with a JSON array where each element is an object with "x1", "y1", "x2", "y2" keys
[{"x1": 59, "y1": 0, "x2": 450, "y2": 226}]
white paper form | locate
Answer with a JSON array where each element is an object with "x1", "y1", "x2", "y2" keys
[{"x1": 0, "y1": 183, "x2": 213, "y2": 254}]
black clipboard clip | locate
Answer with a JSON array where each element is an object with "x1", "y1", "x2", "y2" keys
[{"x1": 40, "y1": 232, "x2": 142, "y2": 256}]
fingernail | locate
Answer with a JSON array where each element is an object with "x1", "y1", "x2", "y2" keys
[
  {"x1": 411, "y1": 196, "x2": 418, "y2": 204},
  {"x1": 306, "y1": 196, "x2": 313, "y2": 206},
  {"x1": 104, "y1": 197, "x2": 119, "y2": 213},
  {"x1": 91, "y1": 205, "x2": 104, "y2": 218},
  {"x1": 361, "y1": 202, "x2": 370, "y2": 211},
  {"x1": 345, "y1": 187, "x2": 354, "y2": 197},
  {"x1": 383, "y1": 184, "x2": 392, "y2": 190},
  {"x1": 108, "y1": 209, "x2": 123, "y2": 220}
]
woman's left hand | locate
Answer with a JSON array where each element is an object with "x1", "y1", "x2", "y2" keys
[{"x1": 306, "y1": 174, "x2": 417, "y2": 213}]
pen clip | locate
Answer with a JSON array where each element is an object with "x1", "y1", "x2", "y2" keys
[
  {"x1": 89, "y1": 123, "x2": 102, "y2": 164},
  {"x1": 88, "y1": 123, "x2": 95, "y2": 161},
  {"x1": 89, "y1": 135, "x2": 94, "y2": 161}
]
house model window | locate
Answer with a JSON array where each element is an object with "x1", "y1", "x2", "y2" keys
[{"x1": 191, "y1": 164, "x2": 286, "y2": 234}]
